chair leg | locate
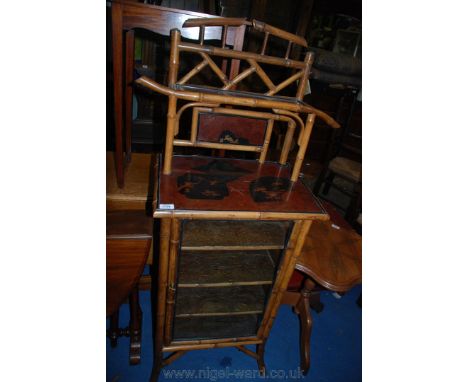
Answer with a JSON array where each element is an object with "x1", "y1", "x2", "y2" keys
[
  {"x1": 322, "y1": 172, "x2": 335, "y2": 195},
  {"x1": 128, "y1": 287, "x2": 142, "y2": 365},
  {"x1": 313, "y1": 167, "x2": 327, "y2": 195},
  {"x1": 345, "y1": 183, "x2": 361, "y2": 223}
]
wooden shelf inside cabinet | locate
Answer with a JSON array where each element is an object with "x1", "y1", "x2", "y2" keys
[
  {"x1": 173, "y1": 314, "x2": 260, "y2": 341},
  {"x1": 177, "y1": 251, "x2": 277, "y2": 287},
  {"x1": 175, "y1": 285, "x2": 266, "y2": 317},
  {"x1": 181, "y1": 220, "x2": 291, "y2": 251}
]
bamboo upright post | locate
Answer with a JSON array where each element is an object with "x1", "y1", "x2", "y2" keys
[
  {"x1": 164, "y1": 219, "x2": 181, "y2": 344},
  {"x1": 163, "y1": 29, "x2": 181, "y2": 175},
  {"x1": 257, "y1": 221, "x2": 303, "y2": 339},
  {"x1": 296, "y1": 51, "x2": 313, "y2": 100},
  {"x1": 258, "y1": 220, "x2": 313, "y2": 339},
  {"x1": 259, "y1": 119, "x2": 274, "y2": 163},
  {"x1": 279, "y1": 120, "x2": 295, "y2": 165},
  {"x1": 291, "y1": 114, "x2": 316, "y2": 182},
  {"x1": 151, "y1": 218, "x2": 171, "y2": 381}
]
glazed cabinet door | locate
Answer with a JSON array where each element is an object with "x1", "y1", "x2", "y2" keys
[{"x1": 165, "y1": 219, "x2": 293, "y2": 343}]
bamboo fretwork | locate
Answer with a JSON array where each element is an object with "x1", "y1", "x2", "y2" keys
[{"x1": 135, "y1": 17, "x2": 340, "y2": 180}]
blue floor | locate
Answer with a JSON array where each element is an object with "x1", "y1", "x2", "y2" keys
[{"x1": 107, "y1": 283, "x2": 361, "y2": 382}]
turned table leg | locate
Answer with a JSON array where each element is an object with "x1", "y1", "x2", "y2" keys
[
  {"x1": 309, "y1": 291, "x2": 324, "y2": 313},
  {"x1": 108, "y1": 308, "x2": 120, "y2": 348},
  {"x1": 124, "y1": 29, "x2": 135, "y2": 163},
  {"x1": 111, "y1": 1, "x2": 124, "y2": 188},
  {"x1": 128, "y1": 286, "x2": 142, "y2": 365},
  {"x1": 295, "y1": 278, "x2": 315, "y2": 375}
]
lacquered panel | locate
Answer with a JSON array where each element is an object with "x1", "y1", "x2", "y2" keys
[
  {"x1": 197, "y1": 112, "x2": 267, "y2": 146},
  {"x1": 158, "y1": 155, "x2": 325, "y2": 215}
]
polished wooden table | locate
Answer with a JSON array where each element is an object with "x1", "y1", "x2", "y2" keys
[
  {"x1": 106, "y1": 210, "x2": 153, "y2": 364},
  {"x1": 283, "y1": 201, "x2": 362, "y2": 374}
]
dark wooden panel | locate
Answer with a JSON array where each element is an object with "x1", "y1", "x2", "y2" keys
[
  {"x1": 175, "y1": 285, "x2": 266, "y2": 317},
  {"x1": 120, "y1": 1, "x2": 241, "y2": 45},
  {"x1": 197, "y1": 112, "x2": 268, "y2": 146},
  {"x1": 173, "y1": 314, "x2": 259, "y2": 340},
  {"x1": 182, "y1": 220, "x2": 290, "y2": 250},
  {"x1": 178, "y1": 251, "x2": 276, "y2": 287},
  {"x1": 107, "y1": 210, "x2": 153, "y2": 239}
]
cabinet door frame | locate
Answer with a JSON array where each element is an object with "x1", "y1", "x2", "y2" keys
[{"x1": 160, "y1": 218, "x2": 305, "y2": 346}]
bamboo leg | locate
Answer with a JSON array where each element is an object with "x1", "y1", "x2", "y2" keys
[
  {"x1": 151, "y1": 218, "x2": 171, "y2": 382},
  {"x1": 256, "y1": 342, "x2": 266, "y2": 375},
  {"x1": 164, "y1": 219, "x2": 181, "y2": 345},
  {"x1": 150, "y1": 362, "x2": 162, "y2": 382}
]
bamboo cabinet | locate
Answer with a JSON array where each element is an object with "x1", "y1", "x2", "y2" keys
[
  {"x1": 150, "y1": 156, "x2": 329, "y2": 381},
  {"x1": 136, "y1": 18, "x2": 340, "y2": 381}
]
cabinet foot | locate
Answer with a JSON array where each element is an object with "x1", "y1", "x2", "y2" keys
[{"x1": 256, "y1": 343, "x2": 266, "y2": 375}]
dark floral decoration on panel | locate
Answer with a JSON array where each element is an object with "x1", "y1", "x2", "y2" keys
[
  {"x1": 218, "y1": 130, "x2": 250, "y2": 145},
  {"x1": 177, "y1": 160, "x2": 252, "y2": 200},
  {"x1": 177, "y1": 173, "x2": 238, "y2": 200},
  {"x1": 249, "y1": 176, "x2": 292, "y2": 203}
]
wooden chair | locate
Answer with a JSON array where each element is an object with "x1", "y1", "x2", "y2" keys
[
  {"x1": 312, "y1": 85, "x2": 362, "y2": 223},
  {"x1": 106, "y1": 210, "x2": 153, "y2": 364}
]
